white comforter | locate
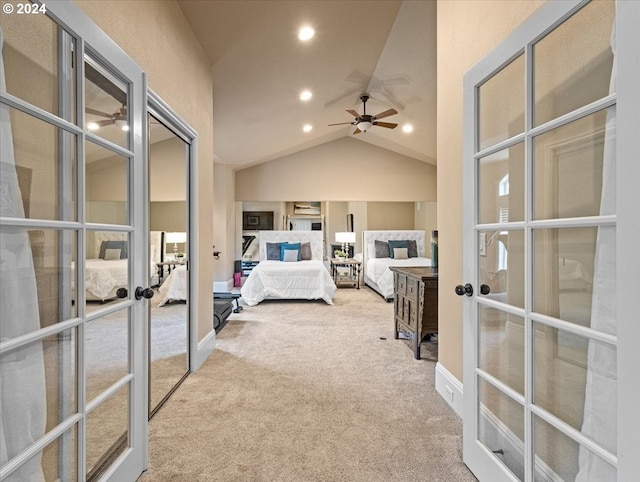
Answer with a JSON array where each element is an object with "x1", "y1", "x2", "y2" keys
[
  {"x1": 85, "y1": 258, "x2": 128, "y2": 300},
  {"x1": 365, "y1": 257, "x2": 432, "y2": 298},
  {"x1": 241, "y1": 260, "x2": 336, "y2": 306},
  {"x1": 158, "y1": 265, "x2": 187, "y2": 306}
]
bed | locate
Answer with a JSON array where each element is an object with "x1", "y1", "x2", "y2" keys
[
  {"x1": 240, "y1": 230, "x2": 336, "y2": 306},
  {"x1": 84, "y1": 231, "x2": 163, "y2": 302},
  {"x1": 157, "y1": 264, "x2": 188, "y2": 306},
  {"x1": 362, "y1": 230, "x2": 432, "y2": 300}
]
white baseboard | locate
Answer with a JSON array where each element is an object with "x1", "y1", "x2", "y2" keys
[
  {"x1": 193, "y1": 329, "x2": 216, "y2": 370},
  {"x1": 213, "y1": 279, "x2": 234, "y2": 292},
  {"x1": 435, "y1": 362, "x2": 464, "y2": 418}
]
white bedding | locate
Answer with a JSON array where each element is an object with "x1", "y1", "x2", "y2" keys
[
  {"x1": 158, "y1": 265, "x2": 188, "y2": 306},
  {"x1": 85, "y1": 258, "x2": 128, "y2": 301},
  {"x1": 240, "y1": 260, "x2": 336, "y2": 306},
  {"x1": 366, "y1": 257, "x2": 432, "y2": 299},
  {"x1": 362, "y1": 230, "x2": 432, "y2": 299}
]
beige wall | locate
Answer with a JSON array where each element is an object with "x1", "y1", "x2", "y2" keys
[
  {"x1": 75, "y1": 0, "x2": 215, "y2": 342},
  {"x1": 437, "y1": 0, "x2": 544, "y2": 382},
  {"x1": 213, "y1": 164, "x2": 236, "y2": 283},
  {"x1": 236, "y1": 137, "x2": 437, "y2": 202}
]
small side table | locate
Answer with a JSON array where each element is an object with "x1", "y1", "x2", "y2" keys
[{"x1": 330, "y1": 258, "x2": 362, "y2": 289}]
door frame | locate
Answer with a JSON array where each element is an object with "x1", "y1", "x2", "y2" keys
[{"x1": 462, "y1": 0, "x2": 640, "y2": 480}]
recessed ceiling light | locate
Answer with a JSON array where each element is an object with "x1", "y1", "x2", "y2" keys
[
  {"x1": 298, "y1": 26, "x2": 315, "y2": 41},
  {"x1": 303, "y1": 124, "x2": 313, "y2": 133},
  {"x1": 121, "y1": 124, "x2": 130, "y2": 132},
  {"x1": 402, "y1": 124, "x2": 414, "y2": 134},
  {"x1": 300, "y1": 90, "x2": 312, "y2": 101},
  {"x1": 87, "y1": 122, "x2": 99, "y2": 131}
]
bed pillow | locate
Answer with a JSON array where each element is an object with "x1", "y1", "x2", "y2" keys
[
  {"x1": 374, "y1": 240, "x2": 390, "y2": 258},
  {"x1": 104, "y1": 248, "x2": 122, "y2": 260},
  {"x1": 388, "y1": 240, "x2": 409, "y2": 258},
  {"x1": 99, "y1": 240, "x2": 127, "y2": 259},
  {"x1": 282, "y1": 249, "x2": 299, "y2": 262},
  {"x1": 407, "y1": 240, "x2": 418, "y2": 258},
  {"x1": 280, "y1": 242, "x2": 301, "y2": 261},
  {"x1": 266, "y1": 242, "x2": 282, "y2": 260},
  {"x1": 300, "y1": 242, "x2": 312, "y2": 261},
  {"x1": 393, "y1": 247, "x2": 409, "y2": 259}
]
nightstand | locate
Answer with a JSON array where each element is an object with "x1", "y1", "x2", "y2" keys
[{"x1": 330, "y1": 258, "x2": 361, "y2": 289}]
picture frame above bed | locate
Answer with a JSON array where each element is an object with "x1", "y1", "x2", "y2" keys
[{"x1": 242, "y1": 211, "x2": 274, "y2": 230}]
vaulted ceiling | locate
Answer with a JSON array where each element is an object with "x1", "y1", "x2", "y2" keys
[{"x1": 178, "y1": 0, "x2": 436, "y2": 169}]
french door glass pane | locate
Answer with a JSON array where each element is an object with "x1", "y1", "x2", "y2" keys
[
  {"x1": 0, "y1": 227, "x2": 77, "y2": 340},
  {"x1": 533, "y1": 0, "x2": 615, "y2": 127},
  {"x1": 479, "y1": 307, "x2": 524, "y2": 395},
  {"x1": 533, "y1": 414, "x2": 616, "y2": 482},
  {"x1": 533, "y1": 109, "x2": 612, "y2": 220},
  {"x1": 41, "y1": 425, "x2": 78, "y2": 482},
  {"x1": 532, "y1": 226, "x2": 616, "y2": 336},
  {"x1": 478, "y1": 142, "x2": 525, "y2": 224},
  {"x1": 86, "y1": 384, "x2": 129, "y2": 478},
  {"x1": 0, "y1": 7, "x2": 76, "y2": 123},
  {"x1": 3, "y1": 107, "x2": 77, "y2": 221},
  {"x1": 84, "y1": 58, "x2": 129, "y2": 149},
  {"x1": 0, "y1": 328, "x2": 77, "y2": 471},
  {"x1": 478, "y1": 229, "x2": 524, "y2": 309},
  {"x1": 533, "y1": 321, "x2": 617, "y2": 453},
  {"x1": 85, "y1": 307, "x2": 130, "y2": 403},
  {"x1": 84, "y1": 231, "x2": 130, "y2": 308},
  {"x1": 478, "y1": 377, "x2": 524, "y2": 480},
  {"x1": 478, "y1": 54, "x2": 524, "y2": 151},
  {"x1": 85, "y1": 141, "x2": 129, "y2": 225}
]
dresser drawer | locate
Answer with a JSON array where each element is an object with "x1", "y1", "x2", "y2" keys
[
  {"x1": 395, "y1": 273, "x2": 407, "y2": 296},
  {"x1": 406, "y1": 277, "x2": 419, "y2": 299}
]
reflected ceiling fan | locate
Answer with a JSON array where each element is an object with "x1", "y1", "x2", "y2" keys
[
  {"x1": 328, "y1": 94, "x2": 398, "y2": 134},
  {"x1": 86, "y1": 106, "x2": 129, "y2": 131}
]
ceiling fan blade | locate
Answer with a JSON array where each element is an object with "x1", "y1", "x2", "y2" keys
[
  {"x1": 372, "y1": 108, "x2": 398, "y2": 120},
  {"x1": 346, "y1": 109, "x2": 360, "y2": 118},
  {"x1": 328, "y1": 122, "x2": 355, "y2": 126},
  {"x1": 353, "y1": 127, "x2": 362, "y2": 135},
  {"x1": 374, "y1": 121, "x2": 398, "y2": 129},
  {"x1": 86, "y1": 107, "x2": 112, "y2": 118},
  {"x1": 96, "y1": 119, "x2": 115, "y2": 127}
]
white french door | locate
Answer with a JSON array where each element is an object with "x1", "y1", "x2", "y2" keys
[
  {"x1": 1, "y1": 2, "x2": 148, "y2": 481},
  {"x1": 462, "y1": 1, "x2": 639, "y2": 481}
]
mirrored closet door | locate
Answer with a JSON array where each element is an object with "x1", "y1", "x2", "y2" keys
[{"x1": 148, "y1": 111, "x2": 190, "y2": 418}]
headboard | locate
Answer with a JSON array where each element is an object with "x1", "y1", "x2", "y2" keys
[
  {"x1": 93, "y1": 231, "x2": 127, "y2": 258},
  {"x1": 362, "y1": 230, "x2": 427, "y2": 269},
  {"x1": 91, "y1": 231, "x2": 165, "y2": 263},
  {"x1": 257, "y1": 230, "x2": 323, "y2": 261}
]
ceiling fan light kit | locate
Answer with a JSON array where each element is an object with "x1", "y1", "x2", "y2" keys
[{"x1": 328, "y1": 93, "x2": 398, "y2": 134}]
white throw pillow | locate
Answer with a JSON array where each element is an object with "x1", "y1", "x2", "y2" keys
[
  {"x1": 283, "y1": 249, "x2": 299, "y2": 262},
  {"x1": 393, "y1": 247, "x2": 409, "y2": 260},
  {"x1": 104, "y1": 248, "x2": 122, "y2": 260}
]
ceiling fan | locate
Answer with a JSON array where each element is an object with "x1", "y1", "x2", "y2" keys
[
  {"x1": 86, "y1": 106, "x2": 129, "y2": 130},
  {"x1": 328, "y1": 94, "x2": 398, "y2": 134}
]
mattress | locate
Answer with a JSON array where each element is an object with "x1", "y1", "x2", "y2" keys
[{"x1": 365, "y1": 257, "x2": 432, "y2": 299}]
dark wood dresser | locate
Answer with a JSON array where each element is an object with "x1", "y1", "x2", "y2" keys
[{"x1": 390, "y1": 266, "x2": 438, "y2": 359}]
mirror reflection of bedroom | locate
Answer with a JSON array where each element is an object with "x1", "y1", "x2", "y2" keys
[
  {"x1": 148, "y1": 113, "x2": 189, "y2": 418},
  {"x1": 82, "y1": 109, "x2": 190, "y2": 454}
]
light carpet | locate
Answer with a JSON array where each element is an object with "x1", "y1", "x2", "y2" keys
[{"x1": 139, "y1": 287, "x2": 476, "y2": 481}]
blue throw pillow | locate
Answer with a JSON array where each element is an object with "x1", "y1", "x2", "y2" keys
[
  {"x1": 388, "y1": 240, "x2": 409, "y2": 259},
  {"x1": 280, "y1": 242, "x2": 301, "y2": 261}
]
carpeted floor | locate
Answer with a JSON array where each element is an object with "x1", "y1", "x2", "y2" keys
[{"x1": 139, "y1": 287, "x2": 477, "y2": 481}]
